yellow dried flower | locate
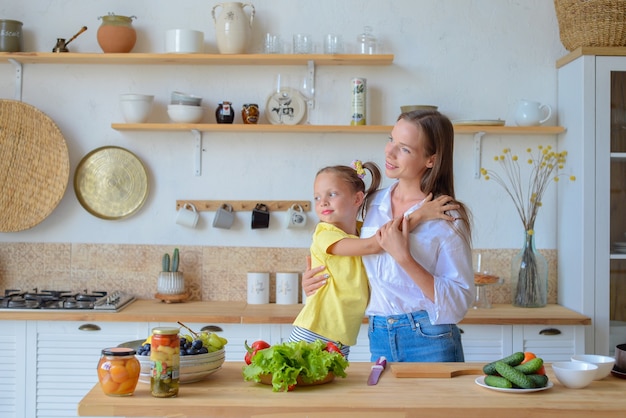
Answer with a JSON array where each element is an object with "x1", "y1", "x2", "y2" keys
[{"x1": 479, "y1": 144, "x2": 575, "y2": 232}]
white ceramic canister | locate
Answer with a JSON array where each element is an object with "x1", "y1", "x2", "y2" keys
[
  {"x1": 165, "y1": 29, "x2": 204, "y2": 53},
  {"x1": 211, "y1": 2, "x2": 255, "y2": 54},
  {"x1": 247, "y1": 272, "x2": 269, "y2": 304},
  {"x1": 275, "y1": 272, "x2": 299, "y2": 304}
]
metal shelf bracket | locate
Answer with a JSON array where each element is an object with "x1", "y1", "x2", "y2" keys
[
  {"x1": 473, "y1": 131, "x2": 486, "y2": 179},
  {"x1": 9, "y1": 58, "x2": 22, "y2": 101},
  {"x1": 192, "y1": 129, "x2": 202, "y2": 176}
]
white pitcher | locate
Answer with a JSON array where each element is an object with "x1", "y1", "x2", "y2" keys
[
  {"x1": 514, "y1": 99, "x2": 552, "y2": 126},
  {"x1": 211, "y1": 2, "x2": 255, "y2": 54}
]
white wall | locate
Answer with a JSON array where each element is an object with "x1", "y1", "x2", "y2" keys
[{"x1": 0, "y1": 0, "x2": 569, "y2": 249}]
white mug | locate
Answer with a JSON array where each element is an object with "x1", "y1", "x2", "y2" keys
[
  {"x1": 176, "y1": 202, "x2": 199, "y2": 228},
  {"x1": 247, "y1": 272, "x2": 269, "y2": 304},
  {"x1": 514, "y1": 99, "x2": 552, "y2": 126},
  {"x1": 275, "y1": 272, "x2": 299, "y2": 304},
  {"x1": 287, "y1": 204, "x2": 307, "y2": 229}
]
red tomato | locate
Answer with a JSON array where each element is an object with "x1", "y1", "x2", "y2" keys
[{"x1": 324, "y1": 342, "x2": 342, "y2": 355}]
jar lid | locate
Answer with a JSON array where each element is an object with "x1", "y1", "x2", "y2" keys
[
  {"x1": 152, "y1": 326, "x2": 179, "y2": 335},
  {"x1": 101, "y1": 347, "x2": 136, "y2": 356}
]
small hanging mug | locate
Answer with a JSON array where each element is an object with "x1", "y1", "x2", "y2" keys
[
  {"x1": 251, "y1": 203, "x2": 270, "y2": 229},
  {"x1": 213, "y1": 203, "x2": 235, "y2": 229},
  {"x1": 175, "y1": 202, "x2": 199, "y2": 228},
  {"x1": 287, "y1": 204, "x2": 307, "y2": 229}
]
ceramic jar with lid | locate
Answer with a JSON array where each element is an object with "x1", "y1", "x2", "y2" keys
[
  {"x1": 97, "y1": 347, "x2": 140, "y2": 396},
  {"x1": 216, "y1": 101, "x2": 235, "y2": 124},
  {"x1": 241, "y1": 103, "x2": 259, "y2": 124},
  {"x1": 97, "y1": 14, "x2": 137, "y2": 53},
  {"x1": 0, "y1": 19, "x2": 23, "y2": 52}
]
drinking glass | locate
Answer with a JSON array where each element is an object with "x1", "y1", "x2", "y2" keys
[
  {"x1": 300, "y1": 73, "x2": 315, "y2": 124},
  {"x1": 293, "y1": 34, "x2": 312, "y2": 54},
  {"x1": 275, "y1": 73, "x2": 292, "y2": 124}
]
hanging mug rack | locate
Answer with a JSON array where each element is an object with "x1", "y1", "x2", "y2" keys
[{"x1": 175, "y1": 200, "x2": 311, "y2": 212}]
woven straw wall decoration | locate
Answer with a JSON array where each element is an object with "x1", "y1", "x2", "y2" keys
[{"x1": 0, "y1": 100, "x2": 70, "y2": 232}]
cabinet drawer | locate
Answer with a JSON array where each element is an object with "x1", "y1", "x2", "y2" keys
[
  {"x1": 516, "y1": 325, "x2": 576, "y2": 362},
  {"x1": 459, "y1": 325, "x2": 513, "y2": 362}
]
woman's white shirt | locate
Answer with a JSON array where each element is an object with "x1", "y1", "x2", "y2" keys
[{"x1": 361, "y1": 183, "x2": 474, "y2": 324}]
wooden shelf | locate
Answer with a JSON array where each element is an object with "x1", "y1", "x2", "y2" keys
[
  {"x1": 112, "y1": 123, "x2": 565, "y2": 135},
  {"x1": 0, "y1": 52, "x2": 394, "y2": 66}
]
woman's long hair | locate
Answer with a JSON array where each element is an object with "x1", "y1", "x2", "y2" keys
[{"x1": 398, "y1": 110, "x2": 472, "y2": 245}]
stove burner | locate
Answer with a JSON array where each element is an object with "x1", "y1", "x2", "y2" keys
[{"x1": 0, "y1": 290, "x2": 134, "y2": 311}]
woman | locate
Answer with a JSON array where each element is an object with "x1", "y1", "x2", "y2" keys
[{"x1": 303, "y1": 110, "x2": 473, "y2": 362}]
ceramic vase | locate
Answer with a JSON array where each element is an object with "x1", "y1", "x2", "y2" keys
[
  {"x1": 97, "y1": 14, "x2": 137, "y2": 53},
  {"x1": 211, "y1": 2, "x2": 255, "y2": 54},
  {"x1": 511, "y1": 230, "x2": 548, "y2": 308}
]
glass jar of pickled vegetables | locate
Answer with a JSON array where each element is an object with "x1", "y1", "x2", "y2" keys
[
  {"x1": 97, "y1": 347, "x2": 140, "y2": 396},
  {"x1": 150, "y1": 327, "x2": 180, "y2": 398}
]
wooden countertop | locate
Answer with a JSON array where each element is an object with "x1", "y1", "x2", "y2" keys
[
  {"x1": 78, "y1": 361, "x2": 625, "y2": 417},
  {"x1": 0, "y1": 300, "x2": 591, "y2": 325}
]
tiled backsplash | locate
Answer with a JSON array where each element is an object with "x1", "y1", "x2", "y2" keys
[{"x1": 0, "y1": 243, "x2": 557, "y2": 304}]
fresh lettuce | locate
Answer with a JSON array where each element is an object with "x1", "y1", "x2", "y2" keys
[{"x1": 242, "y1": 340, "x2": 349, "y2": 392}]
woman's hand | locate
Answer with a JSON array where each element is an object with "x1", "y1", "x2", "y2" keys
[
  {"x1": 376, "y1": 216, "x2": 412, "y2": 263},
  {"x1": 301, "y1": 256, "x2": 328, "y2": 297}
]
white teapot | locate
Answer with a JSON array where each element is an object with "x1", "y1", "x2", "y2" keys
[{"x1": 514, "y1": 99, "x2": 552, "y2": 126}]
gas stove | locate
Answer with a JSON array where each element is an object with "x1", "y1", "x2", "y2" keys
[{"x1": 0, "y1": 289, "x2": 136, "y2": 312}]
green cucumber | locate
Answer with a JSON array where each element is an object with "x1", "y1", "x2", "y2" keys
[
  {"x1": 482, "y1": 352, "x2": 525, "y2": 375},
  {"x1": 484, "y1": 375, "x2": 513, "y2": 389},
  {"x1": 514, "y1": 357, "x2": 544, "y2": 374},
  {"x1": 526, "y1": 373, "x2": 549, "y2": 388},
  {"x1": 494, "y1": 361, "x2": 535, "y2": 389}
]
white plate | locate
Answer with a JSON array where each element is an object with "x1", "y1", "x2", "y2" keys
[
  {"x1": 265, "y1": 89, "x2": 306, "y2": 125},
  {"x1": 474, "y1": 376, "x2": 553, "y2": 393},
  {"x1": 453, "y1": 119, "x2": 505, "y2": 126}
]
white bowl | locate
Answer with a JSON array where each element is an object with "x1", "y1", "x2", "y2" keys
[
  {"x1": 167, "y1": 104, "x2": 204, "y2": 123},
  {"x1": 119, "y1": 94, "x2": 154, "y2": 123},
  {"x1": 171, "y1": 91, "x2": 202, "y2": 106},
  {"x1": 552, "y1": 361, "x2": 598, "y2": 389},
  {"x1": 571, "y1": 354, "x2": 616, "y2": 380}
]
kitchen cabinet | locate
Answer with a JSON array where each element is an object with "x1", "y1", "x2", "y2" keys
[
  {"x1": 460, "y1": 324, "x2": 582, "y2": 362},
  {"x1": 557, "y1": 48, "x2": 626, "y2": 356},
  {"x1": 29, "y1": 321, "x2": 149, "y2": 418},
  {"x1": 0, "y1": 321, "x2": 27, "y2": 418}
]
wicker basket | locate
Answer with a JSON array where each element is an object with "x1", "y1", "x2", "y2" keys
[{"x1": 554, "y1": 0, "x2": 626, "y2": 50}]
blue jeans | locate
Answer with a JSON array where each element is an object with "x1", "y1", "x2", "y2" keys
[{"x1": 368, "y1": 311, "x2": 465, "y2": 362}]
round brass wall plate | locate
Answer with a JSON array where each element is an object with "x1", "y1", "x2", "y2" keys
[{"x1": 74, "y1": 146, "x2": 148, "y2": 220}]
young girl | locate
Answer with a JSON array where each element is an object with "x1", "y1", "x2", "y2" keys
[
  {"x1": 288, "y1": 161, "x2": 382, "y2": 357},
  {"x1": 289, "y1": 160, "x2": 456, "y2": 357}
]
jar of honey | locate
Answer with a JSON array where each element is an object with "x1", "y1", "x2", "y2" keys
[
  {"x1": 150, "y1": 327, "x2": 180, "y2": 397},
  {"x1": 97, "y1": 347, "x2": 140, "y2": 396}
]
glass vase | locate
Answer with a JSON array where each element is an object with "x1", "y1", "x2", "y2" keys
[{"x1": 511, "y1": 231, "x2": 548, "y2": 308}]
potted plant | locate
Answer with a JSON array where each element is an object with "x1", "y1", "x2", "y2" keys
[{"x1": 156, "y1": 248, "x2": 187, "y2": 302}]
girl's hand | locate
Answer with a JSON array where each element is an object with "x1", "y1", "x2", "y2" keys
[
  {"x1": 376, "y1": 216, "x2": 412, "y2": 263},
  {"x1": 302, "y1": 256, "x2": 328, "y2": 296},
  {"x1": 405, "y1": 193, "x2": 458, "y2": 231}
]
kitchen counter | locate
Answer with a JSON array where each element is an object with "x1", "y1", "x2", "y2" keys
[
  {"x1": 0, "y1": 300, "x2": 591, "y2": 325},
  {"x1": 78, "y1": 361, "x2": 625, "y2": 417}
]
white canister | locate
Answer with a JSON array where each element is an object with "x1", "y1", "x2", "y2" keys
[
  {"x1": 275, "y1": 272, "x2": 299, "y2": 304},
  {"x1": 247, "y1": 272, "x2": 269, "y2": 304},
  {"x1": 166, "y1": 29, "x2": 204, "y2": 53}
]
